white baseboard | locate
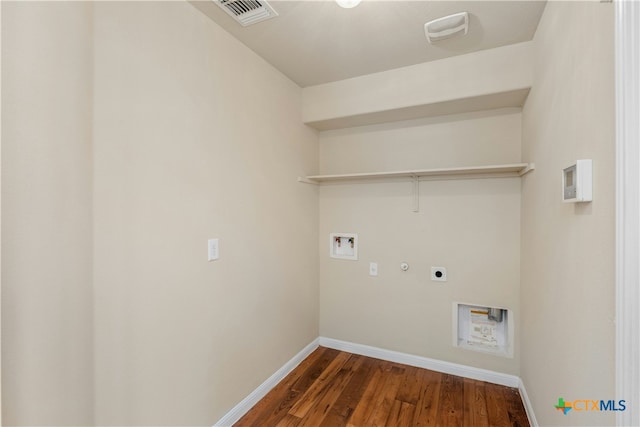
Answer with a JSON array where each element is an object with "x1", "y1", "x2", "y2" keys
[
  {"x1": 213, "y1": 338, "x2": 320, "y2": 427},
  {"x1": 213, "y1": 336, "x2": 537, "y2": 426},
  {"x1": 319, "y1": 337, "x2": 520, "y2": 388},
  {"x1": 518, "y1": 377, "x2": 539, "y2": 427}
]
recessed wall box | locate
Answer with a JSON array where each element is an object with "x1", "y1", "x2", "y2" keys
[
  {"x1": 563, "y1": 159, "x2": 592, "y2": 202},
  {"x1": 329, "y1": 233, "x2": 358, "y2": 260},
  {"x1": 453, "y1": 302, "x2": 513, "y2": 358}
]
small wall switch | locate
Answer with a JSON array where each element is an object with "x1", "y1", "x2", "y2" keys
[
  {"x1": 431, "y1": 266, "x2": 447, "y2": 282},
  {"x1": 369, "y1": 262, "x2": 378, "y2": 277},
  {"x1": 208, "y1": 238, "x2": 219, "y2": 261}
]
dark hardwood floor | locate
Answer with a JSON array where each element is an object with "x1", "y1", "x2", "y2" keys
[{"x1": 235, "y1": 346, "x2": 530, "y2": 427}]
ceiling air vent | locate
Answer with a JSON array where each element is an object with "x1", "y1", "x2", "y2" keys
[
  {"x1": 424, "y1": 12, "x2": 469, "y2": 44},
  {"x1": 215, "y1": 0, "x2": 278, "y2": 27}
]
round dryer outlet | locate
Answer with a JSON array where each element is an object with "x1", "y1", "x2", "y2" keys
[{"x1": 431, "y1": 267, "x2": 447, "y2": 282}]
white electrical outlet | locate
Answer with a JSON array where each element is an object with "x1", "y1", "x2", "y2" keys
[
  {"x1": 369, "y1": 262, "x2": 378, "y2": 277},
  {"x1": 431, "y1": 266, "x2": 447, "y2": 282},
  {"x1": 208, "y1": 238, "x2": 219, "y2": 261}
]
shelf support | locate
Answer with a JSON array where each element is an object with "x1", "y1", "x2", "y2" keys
[
  {"x1": 412, "y1": 176, "x2": 419, "y2": 213},
  {"x1": 296, "y1": 177, "x2": 319, "y2": 185},
  {"x1": 518, "y1": 163, "x2": 535, "y2": 176}
]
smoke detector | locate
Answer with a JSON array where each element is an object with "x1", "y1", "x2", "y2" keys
[
  {"x1": 215, "y1": 0, "x2": 278, "y2": 27},
  {"x1": 424, "y1": 12, "x2": 469, "y2": 44}
]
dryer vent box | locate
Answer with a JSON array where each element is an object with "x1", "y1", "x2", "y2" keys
[{"x1": 453, "y1": 302, "x2": 513, "y2": 358}]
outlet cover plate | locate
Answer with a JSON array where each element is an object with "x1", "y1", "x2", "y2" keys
[
  {"x1": 208, "y1": 238, "x2": 219, "y2": 261},
  {"x1": 431, "y1": 266, "x2": 447, "y2": 282}
]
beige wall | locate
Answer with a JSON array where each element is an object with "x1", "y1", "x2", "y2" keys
[
  {"x1": 520, "y1": 2, "x2": 615, "y2": 426},
  {"x1": 2, "y1": 1, "x2": 318, "y2": 425},
  {"x1": 1, "y1": 2, "x2": 94, "y2": 425},
  {"x1": 1, "y1": 2, "x2": 3, "y2": 422},
  {"x1": 303, "y1": 42, "x2": 533, "y2": 127},
  {"x1": 1, "y1": 1, "x2": 618, "y2": 425},
  {"x1": 319, "y1": 111, "x2": 522, "y2": 375},
  {"x1": 92, "y1": 2, "x2": 318, "y2": 425}
]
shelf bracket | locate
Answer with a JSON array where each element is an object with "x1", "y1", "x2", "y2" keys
[
  {"x1": 412, "y1": 176, "x2": 419, "y2": 213},
  {"x1": 297, "y1": 177, "x2": 319, "y2": 185},
  {"x1": 518, "y1": 163, "x2": 535, "y2": 176}
]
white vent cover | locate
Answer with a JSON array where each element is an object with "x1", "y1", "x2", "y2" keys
[
  {"x1": 424, "y1": 12, "x2": 469, "y2": 44},
  {"x1": 215, "y1": 0, "x2": 278, "y2": 27}
]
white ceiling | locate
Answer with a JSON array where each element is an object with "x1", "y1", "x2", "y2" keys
[{"x1": 191, "y1": 0, "x2": 547, "y2": 88}]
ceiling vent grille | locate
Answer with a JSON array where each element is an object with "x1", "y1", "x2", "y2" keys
[
  {"x1": 424, "y1": 12, "x2": 469, "y2": 44},
  {"x1": 215, "y1": 0, "x2": 278, "y2": 26}
]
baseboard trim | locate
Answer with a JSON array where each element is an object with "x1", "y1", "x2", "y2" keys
[
  {"x1": 518, "y1": 377, "x2": 539, "y2": 427},
  {"x1": 213, "y1": 338, "x2": 320, "y2": 427},
  {"x1": 319, "y1": 337, "x2": 520, "y2": 388},
  {"x1": 213, "y1": 336, "x2": 538, "y2": 426}
]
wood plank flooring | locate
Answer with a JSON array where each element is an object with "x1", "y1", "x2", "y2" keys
[{"x1": 235, "y1": 347, "x2": 529, "y2": 427}]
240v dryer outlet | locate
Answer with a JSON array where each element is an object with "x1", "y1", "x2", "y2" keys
[{"x1": 431, "y1": 267, "x2": 447, "y2": 282}]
